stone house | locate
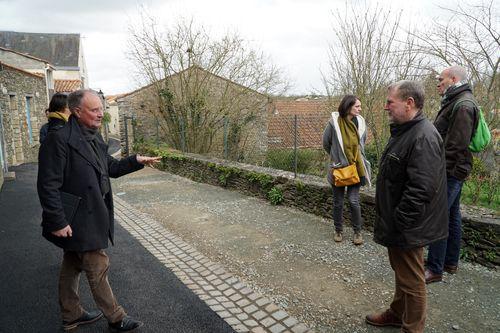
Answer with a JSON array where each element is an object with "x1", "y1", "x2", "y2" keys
[
  {"x1": 0, "y1": 61, "x2": 48, "y2": 168},
  {"x1": 0, "y1": 31, "x2": 88, "y2": 92},
  {"x1": 117, "y1": 66, "x2": 271, "y2": 162},
  {"x1": 0, "y1": 46, "x2": 54, "y2": 102}
]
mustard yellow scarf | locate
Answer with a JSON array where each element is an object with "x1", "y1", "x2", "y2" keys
[
  {"x1": 338, "y1": 116, "x2": 365, "y2": 178},
  {"x1": 47, "y1": 112, "x2": 70, "y2": 122}
]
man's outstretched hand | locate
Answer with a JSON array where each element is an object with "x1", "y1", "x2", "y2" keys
[{"x1": 136, "y1": 154, "x2": 162, "y2": 167}]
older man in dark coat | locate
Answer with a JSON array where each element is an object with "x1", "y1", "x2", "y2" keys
[
  {"x1": 426, "y1": 66, "x2": 479, "y2": 283},
  {"x1": 37, "y1": 89, "x2": 160, "y2": 332},
  {"x1": 365, "y1": 81, "x2": 448, "y2": 333}
]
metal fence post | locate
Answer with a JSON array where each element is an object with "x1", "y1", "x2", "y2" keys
[
  {"x1": 180, "y1": 118, "x2": 186, "y2": 152},
  {"x1": 294, "y1": 114, "x2": 298, "y2": 178},
  {"x1": 156, "y1": 117, "x2": 159, "y2": 148},
  {"x1": 131, "y1": 115, "x2": 136, "y2": 143},
  {"x1": 123, "y1": 116, "x2": 129, "y2": 156},
  {"x1": 223, "y1": 116, "x2": 228, "y2": 159}
]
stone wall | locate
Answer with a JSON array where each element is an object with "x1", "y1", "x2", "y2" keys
[
  {"x1": 0, "y1": 141, "x2": 3, "y2": 188},
  {"x1": 137, "y1": 145, "x2": 499, "y2": 268},
  {"x1": 0, "y1": 64, "x2": 48, "y2": 166}
]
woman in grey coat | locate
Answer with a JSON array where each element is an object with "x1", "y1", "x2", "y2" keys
[{"x1": 322, "y1": 95, "x2": 371, "y2": 245}]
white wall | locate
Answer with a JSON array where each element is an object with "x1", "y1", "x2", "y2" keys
[
  {"x1": 107, "y1": 103, "x2": 120, "y2": 136},
  {"x1": 53, "y1": 70, "x2": 81, "y2": 81}
]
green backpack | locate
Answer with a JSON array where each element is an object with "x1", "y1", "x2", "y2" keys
[{"x1": 452, "y1": 98, "x2": 491, "y2": 152}]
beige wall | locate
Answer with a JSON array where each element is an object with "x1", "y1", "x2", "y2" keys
[
  {"x1": 107, "y1": 103, "x2": 120, "y2": 136},
  {"x1": 53, "y1": 70, "x2": 80, "y2": 81}
]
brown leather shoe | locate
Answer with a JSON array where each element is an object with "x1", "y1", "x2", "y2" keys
[
  {"x1": 444, "y1": 264, "x2": 458, "y2": 274},
  {"x1": 365, "y1": 309, "x2": 402, "y2": 327},
  {"x1": 425, "y1": 269, "x2": 442, "y2": 284}
]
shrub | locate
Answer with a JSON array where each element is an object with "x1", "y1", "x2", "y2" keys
[
  {"x1": 267, "y1": 186, "x2": 284, "y2": 205},
  {"x1": 364, "y1": 142, "x2": 380, "y2": 176},
  {"x1": 462, "y1": 157, "x2": 499, "y2": 210}
]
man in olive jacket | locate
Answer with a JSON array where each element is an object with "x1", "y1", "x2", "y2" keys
[
  {"x1": 426, "y1": 66, "x2": 479, "y2": 283},
  {"x1": 365, "y1": 81, "x2": 448, "y2": 333},
  {"x1": 37, "y1": 89, "x2": 160, "y2": 332}
]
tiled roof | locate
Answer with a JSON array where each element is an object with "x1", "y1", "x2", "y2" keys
[
  {"x1": 106, "y1": 93, "x2": 127, "y2": 104},
  {"x1": 268, "y1": 99, "x2": 331, "y2": 149},
  {"x1": 0, "y1": 31, "x2": 80, "y2": 67},
  {"x1": 54, "y1": 79, "x2": 82, "y2": 93}
]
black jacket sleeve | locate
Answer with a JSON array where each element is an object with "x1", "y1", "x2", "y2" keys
[
  {"x1": 107, "y1": 154, "x2": 144, "y2": 179},
  {"x1": 37, "y1": 134, "x2": 68, "y2": 232}
]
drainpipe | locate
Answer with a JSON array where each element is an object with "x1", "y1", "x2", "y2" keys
[{"x1": 44, "y1": 63, "x2": 52, "y2": 102}]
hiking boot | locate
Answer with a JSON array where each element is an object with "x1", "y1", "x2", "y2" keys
[
  {"x1": 333, "y1": 231, "x2": 343, "y2": 242},
  {"x1": 109, "y1": 316, "x2": 144, "y2": 332},
  {"x1": 365, "y1": 309, "x2": 402, "y2": 327},
  {"x1": 353, "y1": 232, "x2": 363, "y2": 245},
  {"x1": 425, "y1": 269, "x2": 443, "y2": 284},
  {"x1": 444, "y1": 264, "x2": 458, "y2": 274},
  {"x1": 62, "y1": 310, "x2": 103, "y2": 331}
]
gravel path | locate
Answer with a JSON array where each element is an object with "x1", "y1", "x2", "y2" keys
[{"x1": 112, "y1": 167, "x2": 499, "y2": 333}]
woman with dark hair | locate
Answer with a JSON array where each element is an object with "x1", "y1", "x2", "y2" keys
[
  {"x1": 40, "y1": 93, "x2": 70, "y2": 144},
  {"x1": 322, "y1": 95, "x2": 371, "y2": 245}
]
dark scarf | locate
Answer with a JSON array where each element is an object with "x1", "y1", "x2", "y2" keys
[
  {"x1": 389, "y1": 111, "x2": 425, "y2": 137},
  {"x1": 79, "y1": 124, "x2": 110, "y2": 197},
  {"x1": 441, "y1": 82, "x2": 472, "y2": 106}
]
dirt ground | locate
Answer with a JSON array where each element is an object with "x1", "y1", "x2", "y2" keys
[{"x1": 112, "y1": 167, "x2": 499, "y2": 333}]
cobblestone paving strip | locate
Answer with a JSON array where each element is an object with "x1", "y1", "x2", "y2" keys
[{"x1": 114, "y1": 196, "x2": 314, "y2": 333}]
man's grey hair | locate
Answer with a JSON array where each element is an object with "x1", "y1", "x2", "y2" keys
[
  {"x1": 446, "y1": 65, "x2": 467, "y2": 81},
  {"x1": 68, "y1": 89, "x2": 98, "y2": 112},
  {"x1": 388, "y1": 80, "x2": 425, "y2": 110}
]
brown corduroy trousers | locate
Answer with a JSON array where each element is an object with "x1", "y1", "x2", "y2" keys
[
  {"x1": 58, "y1": 249, "x2": 126, "y2": 323},
  {"x1": 388, "y1": 247, "x2": 427, "y2": 333}
]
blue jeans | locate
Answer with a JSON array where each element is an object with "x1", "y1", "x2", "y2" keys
[
  {"x1": 332, "y1": 184, "x2": 362, "y2": 232},
  {"x1": 426, "y1": 176, "x2": 463, "y2": 274}
]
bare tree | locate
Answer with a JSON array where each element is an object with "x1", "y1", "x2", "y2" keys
[
  {"x1": 413, "y1": 0, "x2": 499, "y2": 205},
  {"x1": 415, "y1": 0, "x2": 499, "y2": 121},
  {"x1": 323, "y1": 3, "x2": 428, "y2": 159},
  {"x1": 127, "y1": 13, "x2": 288, "y2": 159}
]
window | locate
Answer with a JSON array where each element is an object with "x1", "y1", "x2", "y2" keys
[
  {"x1": 25, "y1": 96, "x2": 33, "y2": 144},
  {"x1": 9, "y1": 95, "x2": 17, "y2": 111}
]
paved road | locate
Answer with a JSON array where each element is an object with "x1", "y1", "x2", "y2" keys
[
  {"x1": 0, "y1": 164, "x2": 236, "y2": 333},
  {"x1": 112, "y1": 167, "x2": 500, "y2": 333},
  {"x1": 107, "y1": 137, "x2": 121, "y2": 155}
]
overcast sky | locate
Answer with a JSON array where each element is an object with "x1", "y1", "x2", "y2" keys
[{"x1": 0, "y1": 0, "x2": 464, "y2": 95}]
